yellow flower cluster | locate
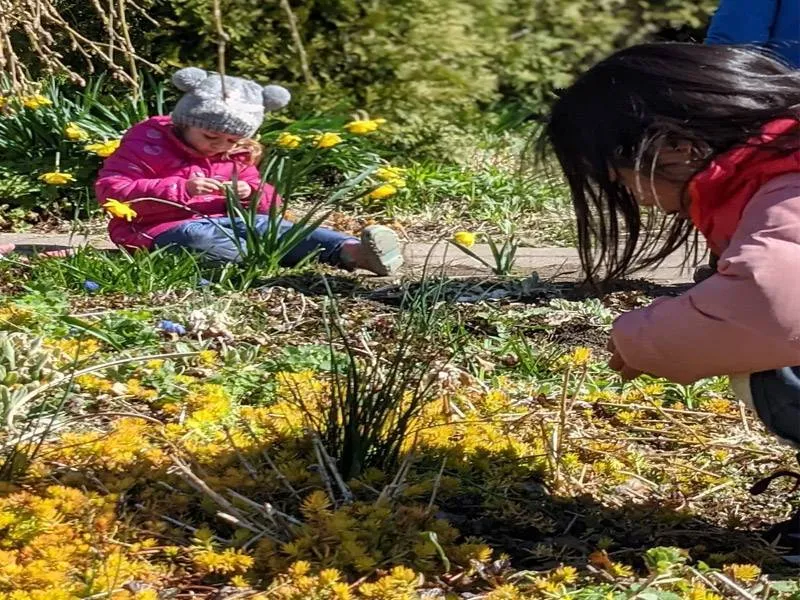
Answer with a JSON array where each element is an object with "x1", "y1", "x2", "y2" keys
[
  {"x1": 22, "y1": 95, "x2": 52, "y2": 110},
  {"x1": 125, "y1": 377, "x2": 160, "y2": 402},
  {"x1": 197, "y1": 349, "x2": 217, "y2": 366},
  {"x1": 366, "y1": 166, "x2": 407, "y2": 201},
  {"x1": 277, "y1": 132, "x2": 302, "y2": 149},
  {"x1": 85, "y1": 139, "x2": 121, "y2": 157},
  {"x1": 485, "y1": 584, "x2": 525, "y2": 600},
  {"x1": 19, "y1": 370, "x2": 499, "y2": 591},
  {"x1": 103, "y1": 198, "x2": 138, "y2": 221},
  {"x1": 687, "y1": 584, "x2": 723, "y2": 600},
  {"x1": 43, "y1": 338, "x2": 101, "y2": 365},
  {"x1": 358, "y1": 566, "x2": 418, "y2": 598},
  {"x1": 553, "y1": 346, "x2": 593, "y2": 371},
  {"x1": 0, "y1": 486, "x2": 162, "y2": 598},
  {"x1": 183, "y1": 383, "x2": 234, "y2": 430},
  {"x1": 410, "y1": 391, "x2": 539, "y2": 471},
  {"x1": 38, "y1": 171, "x2": 74, "y2": 186},
  {"x1": 452, "y1": 231, "x2": 476, "y2": 248},
  {"x1": 266, "y1": 562, "x2": 418, "y2": 600},
  {"x1": 315, "y1": 132, "x2": 344, "y2": 149},
  {"x1": 0, "y1": 304, "x2": 35, "y2": 329},
  {"x1": 50, "y1": 418, "x2": 166, "y2": 475},
  {"x1": 368, "y1": 184, "x2": 398, "y2": 201},
  {"x1": 703, "y1": 397, "x2": 734, "y2": 415},
  {"x1": 64, "y1": 122, "x2": 89, "y2": 141},
  {"x1": 255, "y1": 485, "x2": 488, "y2": 577},
  {"x1": 723, "y1": 563, "x2": 761, "y2": 583},
  {"x1": 375, "y1": 166, "x2": 406, "y2": 186},
  {"x1": 344, "y1": 118, "x2": 386, "y2": 135},
  {"x1": 192, "y1": 548, "x2": 255, "y2": 574},
  {"x1": 75, "y1": 374, "x2": 114, "y2": 394}
]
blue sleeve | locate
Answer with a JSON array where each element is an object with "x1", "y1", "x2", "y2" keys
[{"x1": 705, "y1": 0, "x2": 778, "y2": 44}]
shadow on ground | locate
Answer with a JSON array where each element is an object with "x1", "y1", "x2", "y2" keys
[{"x1": 257, "y1": 272, "x2": 694, "y2": 306}]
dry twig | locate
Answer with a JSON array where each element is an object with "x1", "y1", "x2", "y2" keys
[{"x1": 0, "y1": 0, "x2": 159, "y2": 93}]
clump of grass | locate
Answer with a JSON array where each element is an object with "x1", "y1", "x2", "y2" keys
[
  {"x1": 26, "y1": 245, "x2": 204, "y2": 294},
  {"x1": 298, "y1": 277, "x2": 463, "y2": 481}
]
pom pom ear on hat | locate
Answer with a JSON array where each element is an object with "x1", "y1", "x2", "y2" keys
[
  {"x1": 262, "y1": 85, "x2": 291, "y2": 111},
  {"x1": 172, "y1": 67, "x2": 209, "y2": 92}
]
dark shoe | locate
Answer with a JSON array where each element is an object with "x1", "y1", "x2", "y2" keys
[
  {"x1": 760, "y1": 509, "x2": 800, "y2": 556},
  {"x1": 693, "y1": 264, "x2": 716, "y2": 283},
  {"x1": 693, "y1": 253, "x2": 719, "y2": 284},
  {"x1": 751, "y1": 453, "x2": 800, "y2": 554}
]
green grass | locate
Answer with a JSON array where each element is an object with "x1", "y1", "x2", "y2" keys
[{"x1": 26, "y1": 246, "x2": 206, "y2": 295}]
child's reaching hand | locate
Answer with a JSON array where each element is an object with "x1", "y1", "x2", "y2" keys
[
  {"x1": 186, "y1": 177, "x2": 225, "y2": 196},
  {"x1": 229, "y1": 180, "x2": 251, "y2": 199},
  {"x1": 607, "y1": 337, "x2": 644, "y2": 381}
]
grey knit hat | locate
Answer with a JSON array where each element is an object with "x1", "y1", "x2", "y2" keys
[{"x1": 171, "y1": 67, "x2": 291, "y2": 137}]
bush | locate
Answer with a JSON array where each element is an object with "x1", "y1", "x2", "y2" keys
[
  {"x1": 0, "y1": 77, "x2": 167, "y2": 216},
  {"x1": 24, "y1": 1, "x2": 717, "y2": 158},
  {"x1": 140, "y1": 0, "x2": 717, "y2": 145},
  {"x1": 0, "y1": 78, "x2": 402, "y2": 215}
]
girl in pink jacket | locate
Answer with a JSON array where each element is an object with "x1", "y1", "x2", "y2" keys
[
  {"x1": 95, "y1": 68, "x2": 403, "y2": 276},
  {"x1": 541, "y1": 43, "x2": 800, "y2": 550}
]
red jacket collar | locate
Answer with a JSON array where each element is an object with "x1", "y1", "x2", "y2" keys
[{"x1": 688, "y1": 119, "x2": 800, "y2": 255}]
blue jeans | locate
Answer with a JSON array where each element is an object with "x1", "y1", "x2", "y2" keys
[
  {"x1": 748, "y1": 367, "x2": 800, "y2": 448},
  {"x1": 153, "y1": 216, "x2": 356, "y2": 267}
]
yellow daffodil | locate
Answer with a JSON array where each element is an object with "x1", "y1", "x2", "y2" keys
[
  {"x1": 38, "y1": 171, "x2": 75, "y2": 185},
  {"x1": 277, "y1": 131, "x2": 302, "y2": 149},
  {"x1": 22, "y1": 94, "x2": 52, "y2": 110},
  {"x1": 368, "y1": 184, "x2": 398, "y2": 200},
  {"x1": 569, "y1": 346, "x2": 592, "y2": 366},
  {"x1": 314, "y1": 132, "x2": 343, "y2": 149},
  {"x1": 376, "y1": 165, "x2": 407, "y2": 188},
  {"x1": 103, "y1": 199, "x2": 138, "y2": 222},
  {"x1": 376, "y1": 166, "x2": 407, "y2": 181},
  {"x1": 64, "y1": 122, "x2": 89, "y2": 141},
  {"x1": 723, "y1": 563, "x2": 761, "y2": 583},
  {"x1": 453, "y1": 231, "x2": 476, "y2": 248},
  {"x1": 550, "y1": 565, "x2": 578, "y2": 584},
  {"x1": 344, "y1": 119, "x2": 381, "y2": 135},
  {"x1": 85, "y1": 139, "x2": 121, "y2": 157}
]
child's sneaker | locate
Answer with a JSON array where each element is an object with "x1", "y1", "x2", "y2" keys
[{"x1": 358, "y1": 225, "x2": 404, "y2": 276}]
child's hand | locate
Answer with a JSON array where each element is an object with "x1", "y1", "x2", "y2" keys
[
  {"x1": 187, "y1": 177, "x2": 224, "y2": 196},
  {"x1": 233, "y1": 181, "x2": 251, "y2": 199},
  {"x1": 218, "y1": 180, "x2": 252, "y2": 199},
  {"x1": 607, "y1": 337, "x2": 644, "y2": 381}
]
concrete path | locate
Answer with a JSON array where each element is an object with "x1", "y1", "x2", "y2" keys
[{"x1": 0, "y1": 232, "x2": 694, "y2": 283}]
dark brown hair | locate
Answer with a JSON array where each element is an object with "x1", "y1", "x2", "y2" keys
[{"x1": 538, "y1": 43, "x2": 800, "y2": 283}]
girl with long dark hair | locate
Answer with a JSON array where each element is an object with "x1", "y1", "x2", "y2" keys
[{"x1": 540, "y1": 42, "x2": 800, "y2": 550}]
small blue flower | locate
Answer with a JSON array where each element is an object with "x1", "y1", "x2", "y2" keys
[
  {"x1": 83, "y1": 280, "x2": 100, "y2": 293},
  {"x1": 157, "y1": 319, "x2": 186, "y2": 336},
  {"x1": 198, "y1": 278, "x2": 211, "y2": 288}
]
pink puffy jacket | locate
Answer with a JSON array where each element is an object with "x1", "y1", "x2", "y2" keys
[
  {"x1": 95, "y1": 115, "x2": 280, "y2": 249},
  {"x1": 612, "y1": 121, "x2": 800, "y2": 385}
]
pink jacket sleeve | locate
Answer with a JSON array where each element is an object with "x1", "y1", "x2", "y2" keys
[
  {"x1": 612, "y1": 173, "x2": 800, "y2": 384},
  {"x1": 235, "y1": 163, "x2": 282, "y2": 214},
  {"x1": 95, "y1": 125, "x2": 223, "y2": 222},
  {"x1": 96, "y1": 134, "x2": 190, "y2": 206}
]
